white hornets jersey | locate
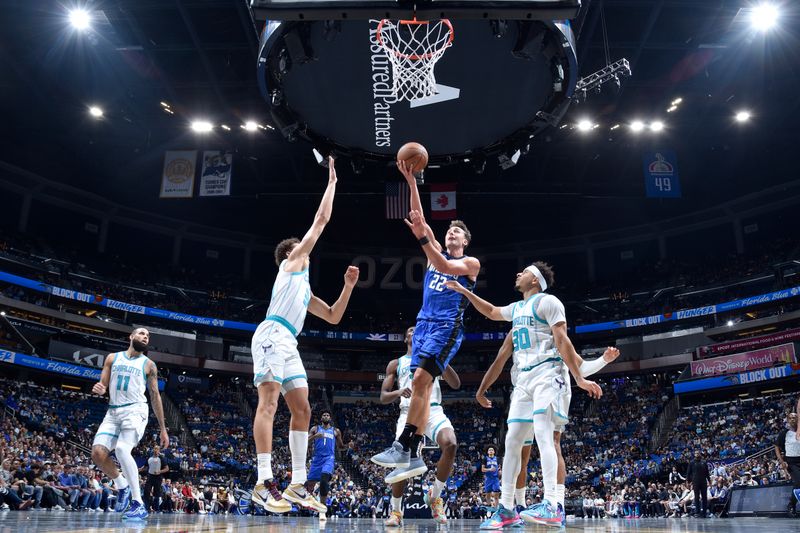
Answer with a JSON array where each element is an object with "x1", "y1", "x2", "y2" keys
[
  {"x1": 265, "y1": 259, "x2": 311, "y2": 336},
  {"x1": 397, "y1": 354, "x2": 442, "y2": 410},
  {"x1": 500, "y1": 293, "x2": 567, "y2": 374},
  {"x1": 109, "y1": 352, "x2": 150, "y2": 407}
]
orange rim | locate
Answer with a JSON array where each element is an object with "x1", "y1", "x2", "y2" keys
[{"x1": 376, "y1": 18, "x2": 454, "y2": 61}]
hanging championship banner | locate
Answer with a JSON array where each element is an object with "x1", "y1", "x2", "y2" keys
[
  {"x1": 643, "y1": 150, "x2": 681, "y2": 198},
  {"x1": 160, "y1": 150, "x2": 197, "y2": 198},
  {"x1": 199, "y1": 150, "x2": 233, "y2": 197}
]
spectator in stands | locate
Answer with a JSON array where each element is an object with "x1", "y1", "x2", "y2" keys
[{"x1": 708, "y1": 477, "x2": 729, "y2": 517}]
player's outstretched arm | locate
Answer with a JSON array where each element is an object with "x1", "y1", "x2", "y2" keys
[
  {"x1": 92, "y1": 354, "x2": 115, "y2": 395},
  {"x1": 443, "y1": 280, "x2": 505, "y2": 321},
  {"x1": 286, "y1": 156, "x2": 338, "y2": 270},
  {"x1": 579, "y1": 347, "x2": 621, "y2": 377},
  {"x1": 307, "y1": 265, "x2": 359, "y2": 324},
  {"x1": 405, "y1": 210, "x2": 479, "y2": 278},
  {"x1": 397, "y1": 161, "x2": 442, "y2": 251},
  {"x1": 335, "y1": 428, "x2": 345, "y2": 449},
  {"x1": 379, "y1": 359, "x2": 410, "y2": 404},
  {"x1": 551, "y1": 322, "x2": 602, "y2": 399},
  {"x1": 146, "y1": 361, "x2": 170, "y2": 448},
  {"x1": 476, "y1": 333, "x2": 513, "y2": 409},
  {"x1": 442, "y1": 365, "x2": 461, "y2": 390}
]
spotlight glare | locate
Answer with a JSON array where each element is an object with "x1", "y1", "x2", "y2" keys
[
  {"x1": 630, "y1": 120, "x2": 645, "y2": 133},
  {"x1": 88, "y1": 106, "x2": 103, "y2": 118},
  {"x1": 243, "y1": 121, "x2": 259, "y2": 132},
  {"x1": 610, "y1": 124, "x2": 620, "y2": 130},
  {"x1": 726, "y1": 320, "x2": 734, "y2": 327},
  {"x1": 650, "y1": 121, "x2": 664, "y2": 132},
  {"x1": 221, "y1": 124, "x2": 231, "y2": 131},
  {"x1": 751, "y1": 4, "x2": 779, "y2": 31},
  {"x1": 577, "y1": 119, "x2": 593, "y2": 132},
  {"x1": 191, "y1": 120, "x2": 213, "y2": 133},
  {"x1": 160, "y1": 101, "x2": 170, "y2": 108},
  {"x1": 667, "y1": 106, "x2": 677, "y2": 113},
  {"x1": 735, "y1": 110, "x2": 751, "y2": 123},
  {"x1": 68, "y1": 9, "x2": 91, "y2": 30},
  {"x1": 671, "y1": 97, "x2": 683, "y2": 106}
]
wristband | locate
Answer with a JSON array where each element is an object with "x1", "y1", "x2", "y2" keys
[{"x1": 418, "y1": 236, "x2": 430, "y2": 246}]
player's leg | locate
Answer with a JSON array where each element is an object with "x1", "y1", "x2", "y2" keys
[
  {"x1": 91, "y1": 411, "x2": 131, "y2": 512},
  {"x1": 520, "y1": 409, "x2": 561, "y2": 526},
  {"x1": 480, "y1": 422, "x2": 529, "y2": 529},
  {"x1": 115, "y1": 428, "x2": 145, "y2": 519},
  {"x1": 516, "y1": 444, "x2": 532, "y2": 509},
  {"x1": 427, "y1": 422, "x2": 457, "y2": 524},
  {"x1": 554, "y1": 430, "x2": 566, "y2": 515},
  {"x1": 252, "y1": 379, "x2": 291, "y2": 513},
  {"x1": 386, "y1": 481, "x2": 407, "y2": 526},
  {"x1": 282, "y1": 373, "x2": 326, "y2": 513}
]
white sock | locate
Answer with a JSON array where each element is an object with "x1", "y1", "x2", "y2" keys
[
  {"x1": 555, "y1": 484, "x2": 566, "y2": 508},
  {"x1": 257, "y1": 452, "x2": 273, "y2": 482},
  {"x1": 289, "y1": 430, "x2": 308, "y2": 485},
  {"x1": 534, "y1": 417, "x2": 557, "y2": 507},
  {"x1": 515, "y1": 488, "x2": 526, "y2": 507},
  {"x1": 391, "y1": 496, "x2": 403, "y2": 513},
  {"x1": 431, "y1": 479, "x2": 445, "y2": 500},
  {"x1": 115, "y1": 436, "x2": 142, "y2": 504},
  {"x1": 113, "y1": 474, "x2": 128, "y2": 490}
]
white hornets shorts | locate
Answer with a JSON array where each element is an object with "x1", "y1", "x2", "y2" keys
[{"x1": 251, "y1": 319, "x2": 308, "y2": 394}]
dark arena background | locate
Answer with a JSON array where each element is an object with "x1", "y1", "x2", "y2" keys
[{"x1": 2, "y1": 0, "x2": 800, "y2": 532}]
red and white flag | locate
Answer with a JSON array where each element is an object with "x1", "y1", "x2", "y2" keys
[{"x1": 430, "y1": 183, "x2": 456, "y2": 220}]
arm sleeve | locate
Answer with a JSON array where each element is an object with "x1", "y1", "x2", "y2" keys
[
  {"x1": 538, "y1": 295, "x2": 566, "y2": 327},
  {"x1": 499, "y1": 303, "x2": 516, "y2": 321}
]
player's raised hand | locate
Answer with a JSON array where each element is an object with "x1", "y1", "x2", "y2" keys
[
  {"x1": 404, "y1": 210, "x2": 426, "y2": 238},
  {"x1": 444, "y1": 280, "x2": 466, "y2": 294},
  {"x1": 344, "y1": 265, "x2": 360, "y2": 287},
  {"x1": 602, "y1": 347, "x2": 620, "y2": 363},
  {"x1": 328, "y1": 156, "x2": 337, "y2": 183},
  {"x1": 476, "y1": 390, "x2": 492, "y2": 409},
  {"x1": 399, "y1": 387, "x2": 412, "y2": 398},
  {"x1": 92, "y1": 382, "x2": 107, "y2": 396},
  {"x1": 396, "y1": 160, "x2": 415, "y2": 183},
  {"x1": 577, "y1": 377, "x2": 603, "y2": 399}
]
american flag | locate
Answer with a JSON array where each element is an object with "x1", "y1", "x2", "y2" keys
[{"x1": 385, "y1": 181, "x2": 410, "y2": 219}]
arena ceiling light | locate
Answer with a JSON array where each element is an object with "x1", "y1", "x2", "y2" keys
[
  {"x1": 630, "y1": 120, "x2": 645, "y2": 133},
  {"x1": 88, "y1": 106, "x2": 103, "y2": 118},
  {"x1": 576, "y1": 119, "x2": 594, "y2": 132},
  {"x1": 735, "y1": 110, "x2": 752, "y2": 123},
  {"x1": 751, "y1": 3, "x2": 779, "y2": 31},
  {"x1": 242, "y1": 121, "x2": 259, "y2": 132},
  {"x1": 68, "y1": 8, "x2": 91, "y2": 30},
  {"x1": 190, "y1": 120, "x2": 213, "y2": 133},
  {"x1": 650, "y1": 121, "x2": 664, "y2": 132}
]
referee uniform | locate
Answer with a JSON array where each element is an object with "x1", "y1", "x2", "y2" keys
[
  {"x1": 776, "y1": 413, "x2": 800, "y2": 515},
  {"x1": 144, "y1": 451, "x2": 166, "y2": 512}
]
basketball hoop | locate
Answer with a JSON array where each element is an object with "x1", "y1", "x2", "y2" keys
[{"x1": 376, "y1": 18, "x2": 454, "y2": 102}]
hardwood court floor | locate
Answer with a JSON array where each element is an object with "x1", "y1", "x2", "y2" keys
[{"x1": 3, "y1": 512, "x2": 800, "y2": 532}]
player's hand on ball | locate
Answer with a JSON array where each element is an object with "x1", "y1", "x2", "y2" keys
[
  {"x1": 396, "y1": 160, "x2": 415, "y2": 183},
  {"x1": 476, "y1": 390, "x2": 492, "y2": 409},
  {"x1": 602, "y1": 347, "x2": 620, "y2": 363},
  {"x1": 328, "y1": 156, "x2": 337, "y2": 183},
  {"x1": 577, "y1": 378, "x2": 602, "y2": 399},
  {"x1": 160, "y1": 428, "x2": 170, "y2": 449},
  {"x1": 404, "y1": 210, "x2": 426, "y2": 238},
  {"x1": 399, "y1": 387, "x2": 412, "y2": 398},
  {"x1": 344, "y1": 265, "x2": 360, "y2": 287},
  {"x1": 92, "y1": 382, "x2": 106, "y2": 396}
]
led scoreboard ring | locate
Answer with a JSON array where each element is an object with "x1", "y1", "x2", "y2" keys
[{"x1": 253, "y1": 0, "x2": 580, "y2": 169}]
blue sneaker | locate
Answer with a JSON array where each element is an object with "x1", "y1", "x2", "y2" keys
[
  {"x1": 479, "y1": 505, "x2": 523, "y2": 530},
  {"x1": 384, "y1": 457, "x2": 427, "y2": 484},
  {"x1": 122, "y1": 500, "x2": 148, "y2": 521},
  {"x1": 371, "y1": 442, "x2": 410, "y2": 468},
  {"x1": 794, "y1": 488, "x2": 800, "y2": 503},
  {"x1": 114, "y1": 487, "x2": 130, "y2": 513},
  {"x1": 520, "y1": 499, "x2": 564, "y2": 528}
]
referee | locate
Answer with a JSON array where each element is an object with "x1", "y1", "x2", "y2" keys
[
  {"x1": 775, "y1": 412, "x2": 800, "y2": 516},
  {"x1": 140, "y1": 446, "x2": 169, "y2": 512}
]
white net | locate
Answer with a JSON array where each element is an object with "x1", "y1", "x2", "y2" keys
[{"x1": 377, "y1": 19, "x2": 454, "y2": 102}]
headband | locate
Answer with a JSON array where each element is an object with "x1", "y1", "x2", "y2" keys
[{"x1": 524, "y1": 264, "x2": 548, "y2": 292}]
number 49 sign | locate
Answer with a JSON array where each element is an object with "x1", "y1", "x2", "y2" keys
[{"x1": 643, "y1": 150, "x2": 682, "y2": 198}]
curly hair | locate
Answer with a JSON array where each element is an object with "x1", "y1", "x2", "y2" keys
[
  {"x1": 531, "y1": 261, "x2": 555, "y2": 290},
  {"x1": 274, "y1": 238, "x2": 300, "y2": 266}
]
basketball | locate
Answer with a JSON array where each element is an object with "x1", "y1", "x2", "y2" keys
[{"x1": 397, "y1": 142, "x2": 429, "y2": 173}]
